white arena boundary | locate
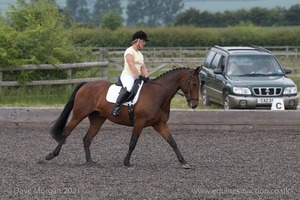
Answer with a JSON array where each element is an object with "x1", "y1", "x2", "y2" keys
[{"x1": 0, "y1": 107, "x2": 300, "y2": 130}]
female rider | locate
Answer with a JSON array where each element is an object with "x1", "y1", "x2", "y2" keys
[{"x1": 112, "y1": 30, "x2": 150, "y2": 116}]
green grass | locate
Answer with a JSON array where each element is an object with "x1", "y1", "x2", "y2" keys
[
  {"x1": 0, "y1": 84, "x2": 220, "y2": 109},
  {"x1": 0, "y1": 85, "x2": 72, "y2": 107},
  {"x1": 0, "y1": 96, "x2": 67, "y2": 107},
  {"x1": 171, "y1": 96, "x2": 222, "y2": 109}
]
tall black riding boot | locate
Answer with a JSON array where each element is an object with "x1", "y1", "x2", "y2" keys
[{"x1": 112, "y1": 88, "x2": 130, "y2": 116}]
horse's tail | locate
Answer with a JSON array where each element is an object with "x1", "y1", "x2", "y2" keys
[{"x1": 50, "y1": 82, "x2": 87, "y2": 142}]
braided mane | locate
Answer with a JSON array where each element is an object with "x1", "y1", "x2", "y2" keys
[{"x1": 152, "y1": 67, "x2": 191, "y2": 81}]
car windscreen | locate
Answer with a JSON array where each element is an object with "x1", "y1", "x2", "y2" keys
[{"x1": 227, "y1": 55, "x2": 284, "y2": 76}]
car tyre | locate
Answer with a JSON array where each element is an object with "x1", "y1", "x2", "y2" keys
[
  {"x1": 223, "y1": 91, "x2": 231, "y2": 110},
  {"x1": 201, "y1": 84, "x2": 211, "y2": 106}
]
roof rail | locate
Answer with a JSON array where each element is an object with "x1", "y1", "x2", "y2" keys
[
  {"x1": 214, "y1": 45, "x2": 229, "y2": 53},
  {"x1": 251, "y1": 45, "x2": 271, "y2": 53}
]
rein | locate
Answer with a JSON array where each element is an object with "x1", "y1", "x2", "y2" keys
[
  {"x1": 147, "y1": 70, "x2": 198, "y2": 101},
  {"x1": 148, "y1": 81, "x2": 185, "y2": 97}
]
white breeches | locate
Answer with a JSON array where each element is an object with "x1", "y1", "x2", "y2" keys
[{"x1": 120, "y1": 71, "x2": 136, "y2": 92}]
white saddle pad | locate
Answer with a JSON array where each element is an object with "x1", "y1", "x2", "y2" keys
[{"x1": 106, "y1": 81, "x2": 144, "y2": 105}]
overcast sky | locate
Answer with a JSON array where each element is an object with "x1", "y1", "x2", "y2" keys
[{"x1": 1, "y1": 0, "x2": 299, "y2": 14}]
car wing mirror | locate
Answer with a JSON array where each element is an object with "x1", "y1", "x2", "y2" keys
[
  {"x1": 284, "y1": 68, "x2": 292, "y2": 74},
  {"x1": 213, "y1": 68, "x2": 223, "y2": 74}
]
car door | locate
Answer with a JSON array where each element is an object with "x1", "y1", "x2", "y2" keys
[
  {"x1": 208, "y1": 53, "x2": 225, "y2": 103},
  {"x1": 200, "y1": 51, "x2": 215, "y2": 98}
]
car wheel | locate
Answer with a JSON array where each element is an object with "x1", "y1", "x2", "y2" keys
[
  {"x1": 223, "y1": 91, "x2": 230, "y2": 110},
  {"x1": 287, "y1": 106, "x2": 297, "y2": 110},
  {"x1": 201, "y1": 84, "x2": 210, "y2": 106}
]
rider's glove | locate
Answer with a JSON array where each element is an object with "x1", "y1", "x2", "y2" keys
[{"x1": 139, "y1": 75, "x2": 150, "y2": 82}]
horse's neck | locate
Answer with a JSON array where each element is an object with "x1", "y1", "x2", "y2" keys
[
  {"x1": 158, "y1": 70, "x2": 187, "y2": 87},
  {"x1": 154, "y1": 73, "x2": 184, "y2": 98},
  {"x1": 142, "y1": 70, "x2": 187, "y2": 110}
]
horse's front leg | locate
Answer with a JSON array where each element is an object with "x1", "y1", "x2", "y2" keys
[
  {"x1": 124, "y1": 122, "x2": 144, "y2": 167},
  {"x1": 166, "y1": 133, "x2": 191, "y2": 169},
  {"x1": 153, "y1": 123, "x2": 191, "y2": 169}
]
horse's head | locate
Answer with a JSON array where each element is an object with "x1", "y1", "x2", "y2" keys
[{"x1": 180, "y1": 66, "x2": 202, "y2": 109}]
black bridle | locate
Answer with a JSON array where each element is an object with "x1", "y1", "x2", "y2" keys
[
  {"x1": 148, "y1": 69, "x2": 199, "y2": 102},
  {"x1": 182, "y1": 70, "x2": 199, "y2": 102}
]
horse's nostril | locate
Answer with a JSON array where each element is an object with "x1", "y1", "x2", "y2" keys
[{"x1": 190, "y1": 101, "x2": 198, "y2": 109}]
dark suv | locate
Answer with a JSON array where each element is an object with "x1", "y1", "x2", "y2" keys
[{"x1": 199, "y1": 46, "x2": 298, "y2": 109}]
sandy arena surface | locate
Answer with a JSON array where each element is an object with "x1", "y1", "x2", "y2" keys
[{"x1": 1, "y1": 125, "x2": 299, "y2": 199}]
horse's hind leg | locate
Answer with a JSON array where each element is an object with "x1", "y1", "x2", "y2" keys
[
  {"x1": 83, "y1": 112, "x2": 106, "y2": 163},
  {"x1": 46, "y1": 117, "x2": 83, "y2": 160},
  {"x1": 45, "y1": 140, "x2": 64, "y2": 160},
  {"x1": 124, "y1": 122, "x2": 144, "y2": 167},
  {"x1": 153, "y1": 123, "x2": 191, "y2": 169}
]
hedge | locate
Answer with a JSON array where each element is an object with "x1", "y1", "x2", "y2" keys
[{"x1": 68, "y1": 26, "x2": 300, "y2": 47}]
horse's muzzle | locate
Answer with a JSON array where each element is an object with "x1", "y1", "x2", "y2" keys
[{"x1": 188, "y1": 100, "x2": 198, "y2": 109}]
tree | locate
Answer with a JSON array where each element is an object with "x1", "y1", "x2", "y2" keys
[
  {"x1": 284, "y1": 4, "x2": 300, "y2": 25},
  {"x1": 3, "y1": 0, "x2": 82, "y2": 66},
  {"x1": 174, "y1": 5, "x2": 300, "y2": 27},
  {"x1": 31, "y1": 0, "x2": 57, "y2": 4},
  {"x1": 175, "y1": 8, "x2": 201, "y2": 26},
  {"x1": 100, "y1": 10, "x2": 123, "y2": 30},
  {"x1": 126, "y1": 0, "x2": 184, "y2": 27},
  {"x1": 126, "y1": 0, "x2": 145, "y2": 27},
  {"x1": 161, "y1": 0, "x2": 184, "y2": 25},
  {"x1": 174, "y1": 8, "x2": 213, "y2": 27},
  {"x1": 231, "y1": 9, "x2": 248, "y2": 25},
  {"x1": 0, "y1": 18, "x2": 18, "y2": 67},
  {"x1": 65, "y1": 0, "x2": 90, "y2": 23},
  {"x1": 92, "y1": 0, "x2": 122, "y2": 26},
  {"x1": 248, "y1": 7, "x2": 270, "y2": 26}
]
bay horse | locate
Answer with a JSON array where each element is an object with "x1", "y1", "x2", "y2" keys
[{"x1": 45, "y1": 66, "x2": 201, "y2": 169}]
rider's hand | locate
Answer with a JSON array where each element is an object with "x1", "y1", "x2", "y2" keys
[{"x1": 139, "y1": 75, "x2": 150, "y2": 82}]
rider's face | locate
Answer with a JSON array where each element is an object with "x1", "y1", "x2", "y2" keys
[{"x1": 138, "y1": 39, "x2": 146, "y2": 48}]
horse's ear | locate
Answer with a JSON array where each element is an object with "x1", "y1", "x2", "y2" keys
[{"x1": 193, "y1": 65, "x2": 202, "y2": 75}]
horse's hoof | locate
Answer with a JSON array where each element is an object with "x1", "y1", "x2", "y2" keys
[
  {"x1": 124, "y1": 161, "x2": 133, "y2": 168},
  {"x1": 45, "y1": 152, "x2": 56, "y2": 160},
  {"x1": 86, "y1": 161, "x2": 97, "y2": 165},
  {"x1": 124, "y1": 163, "x2": 133, "y2": 167},
  {"x1": 182, "y1": 163, "x2": 192, "y2": 169},
  {"x1": 124, "y1": 164, "x2": 134, "y2": 168}
]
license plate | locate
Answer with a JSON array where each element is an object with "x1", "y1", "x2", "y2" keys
[{"x1": 257, "y1": 98, "x2": 273, "y2": 103}]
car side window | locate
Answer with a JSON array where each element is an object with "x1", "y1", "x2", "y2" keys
[
  {"x1": 219, "y1": 56, "x2": 226, "y2": 71},
  {"x1": 204, "y1": 51, "x2": 216, "y2": 68},
  {"x1": 211, "y1": 53, "x2": 222, "y2": 70}
]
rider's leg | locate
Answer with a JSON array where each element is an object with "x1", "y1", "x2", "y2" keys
[
  {"x1": 112, "y1": 87, "x2": 130, "y2": 116},
  {"x1": 112, "y1": 72, "x2": 135, "y2": 116}
]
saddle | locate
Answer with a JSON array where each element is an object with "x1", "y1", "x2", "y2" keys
[
  {"x1": 114, "y1": 76, "x2": 142, "y2": 103},
  {"x1": 106, "y1": 77, "x2": 144, "y2": 126}
]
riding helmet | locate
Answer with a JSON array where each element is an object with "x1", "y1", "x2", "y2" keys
[{"x1": 132, "y1": 30, "x2": 149, "y2": 42}]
